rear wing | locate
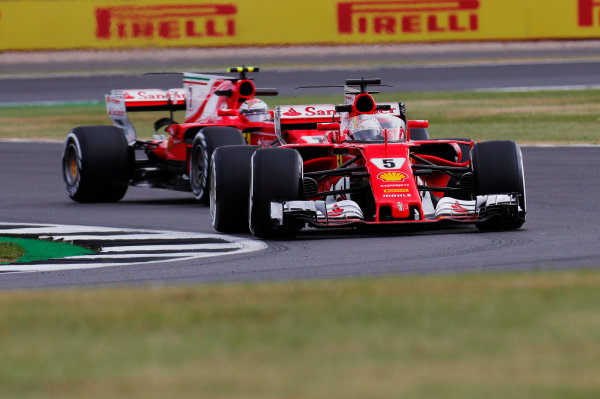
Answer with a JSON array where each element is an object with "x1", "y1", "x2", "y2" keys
[
  {"x1": 275, "y1": 105, "x2": 337, "y2": 144},
  {"x1": 275, "y1": 102, "x2": 405, "y2": 144},
  {"x1": 106, "y1": 88, "x2": 185, "y2": 143},
  {"x1": 106, "y1": 72, "x2": 229, "y2": 142}
]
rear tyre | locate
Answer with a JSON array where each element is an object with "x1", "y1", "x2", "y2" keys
[
  {"x1": 471, "y1": 140, "x2": 526, "y2": 230},
  {"x1": 62, "y1": 126, "x2": 130, "y2": 202},
  {"x1": 190, "y1": 127, "x2": 245, "y2": 204},
  {"x1": 210, "y1": 145, "x2": 260, "y2": 233},
  {"x1": 409, "y1": 127, "x2": 430, "y2": 141},
  {"x1": 249, "y1": 148, "x2": 303, "y2": 238}
]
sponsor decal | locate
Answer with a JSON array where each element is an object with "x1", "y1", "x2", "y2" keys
[
  {"x1": 451, "y1": 200, "x2": 469, "y2": 213},
  {"x1": 373, "y1": 104, "x2": 399, "y2": 115},
  {"x1": 328, "y1": 203, "x2": 344, "y2": 217},
  {"x1": 111, "y1": 89, "x2": 186, "y2": 103},
  {"x1": 384, "y1": 188, "x2": 409, "y2": 193},
  {"x1": 337, "y1": 0, "x2": 479, "y2": 35},
  {"x1": 305, "y1": 106, "x2": 336, "y2": 116},
  {"x1": 377, "y1": 171, "x2": 408, "y2": 182},
  {"x1": 281, "y1": 105, "x2": 336, "y2": 118},
  {"x1": 283, "y1": 107, "x2": 302, "y2": 117},
  {"x1": 579, "y1": 0, "x2": 600, "y2": 27},
  {"x1": 95, "y1": 4, "x2": 237, "y2": 41},
  {"x1": 127, "y1": 90, "x2": 182, "y2": 101},
  {"x1": 382, "y1": 183, "x2": 410, "y2": 188},
  {"x1": 383, "y1": 193, "x2": 411, "y2": 198}
]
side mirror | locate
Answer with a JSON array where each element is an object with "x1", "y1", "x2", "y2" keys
[
  {"x1": 217, "y1": 109, "x2": 239, "y2": 117},
  {"x1": 317, "y1": 122, "x2": 340, "y2": 131}
]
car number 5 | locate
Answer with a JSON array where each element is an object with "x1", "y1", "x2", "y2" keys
[
  {"x1": 382, "y1": 159, "x2": 395, "y2": 168},
  {"x1": 371, "y1": 158, "x2": 406, "y2": 170}
]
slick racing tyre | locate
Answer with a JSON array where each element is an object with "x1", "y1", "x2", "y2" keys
[
  {"x1": 249, "y1": 148, "x2": 303, "y2": 238},
  {"x1": 471, "y1": 140, "x2": 526, "y2": 230},
  {"x1": 409, "y1": 127, "x2": 430, "y2": 141},
  {"x1": 210, "y1": 145, "x2": 260, "y2": 233},
  {"x1": 190, "y1": 127, "x2": 245, "y2": 204},
  {"x1": 62, "y1": 125, "x2": 130, "y2": 202}
]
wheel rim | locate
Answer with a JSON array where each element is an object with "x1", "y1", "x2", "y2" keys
[
  {"x1": 209, "y1": 160, "x2": 217, "y2": 227},
  {"x1": 191, "y1": 146, "x2": 206, "y2": 194},
  {"x1": 63, "y1": 144, "x2": 80, "y2": 186}
]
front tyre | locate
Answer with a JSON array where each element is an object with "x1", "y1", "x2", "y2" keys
[
  {"x1": 62, "y1": 126, "x2": 130, "y2": 202},
  {"x1": 249, "y1": 148, "x2": 303, "y2": 238},
  {"x1": 190, "y1": 127, "x2": 245, "y2": 204},
  {"x1": 210, "y1": 145, "x2": 260, "y2": 233},
  {"x1": 471, "y1": 140, "x2": 526, "y2": 230}
]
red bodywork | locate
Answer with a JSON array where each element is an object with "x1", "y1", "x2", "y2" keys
[
  {"x1": 273, "y1": 93, "x2": 478, "y2": 226},
  {"x1": 107, "y1": 72, "x2": 279, "y2": 166}
]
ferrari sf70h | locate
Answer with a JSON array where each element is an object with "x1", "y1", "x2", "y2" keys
[
  {"x1": 209, "y1": 78, "x2": 526, "y2": 238},
  {"x1": 62, "y1": 67, "x2": 289, "y2": 203}
]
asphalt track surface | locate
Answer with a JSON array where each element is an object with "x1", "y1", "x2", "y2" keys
[
  {"x1": 1, "y1": 142, "x2": 599, "y2": 289},
  {"x1": 2, "y1": 60, "x2": 600, "y2": 104},
  {"x1": 2, "y1": 41, "x2": 600, "y2": 103},
  {"x1": 1, "y1": 43, "x2": 600, "y2": 289}
]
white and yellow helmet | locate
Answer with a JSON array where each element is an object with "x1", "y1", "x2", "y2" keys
[{"x1": 240, "y1": 98, "x2": 270, "y2": 122}]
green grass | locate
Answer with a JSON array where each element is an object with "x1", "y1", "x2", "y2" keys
[
  {"x1": 1, "y1": 271, "x2": 600, "y2": 398},
  {"x1": 0, "y1": 241, "x2": 24, "y2": 263},
  {"x1": 2, "y1": 89, "x2": 600, "y2": 143},
  {"x1": 0, "y1": 237, "x2": 95, "y2": 264}
]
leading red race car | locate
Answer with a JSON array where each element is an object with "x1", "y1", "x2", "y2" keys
[
  {"x1": 62, "y1": 66, "x2": 294, "y2": 203},
  {"x1": 209, "y1": 78, "x2": 526, "y2": 238}
]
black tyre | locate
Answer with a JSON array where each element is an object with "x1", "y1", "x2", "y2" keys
[
  {"x1": 409, "y1": 127, "x2": 430, "y2": 141},
  {"x1": 210, "y1": 145, "x2": 260, "y2": 233},
  {"x1": 249, "y1": 148, "x2": 303, "y2": 238},
  {"x1": 471, "y1": 140, "x2": 526, "y2": 230},
  {"x1": 190, "y1": 127, "x2": 245, "y2": 204},
  {"x1": 62, "y1": 126, "x2": 130, "y2": 202}
]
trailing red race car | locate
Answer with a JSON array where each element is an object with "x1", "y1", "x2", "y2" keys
[
  {"x1": 209, "y1": 78, "x2": 526, "y2": 238},
  {"x1": 62, "y1": 66, "x2": 293, "y2": 203}
]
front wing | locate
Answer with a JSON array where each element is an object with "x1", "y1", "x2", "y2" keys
[{"x1": 269, "y1": 195, "x2": 522, "y2": 229}]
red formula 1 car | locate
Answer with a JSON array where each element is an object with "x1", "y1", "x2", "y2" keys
[
  {"x1": 62, "y1": 67, "x2": 288, "y2": 203},
  {"x1": 209, "y1": 78, "x2": 526, "y2": 238}
]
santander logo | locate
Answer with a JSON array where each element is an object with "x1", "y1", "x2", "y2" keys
[
  {"x1": 328, "y1": 204, "x2": 344, "y2": 217},
  {"x1": 283, "y1": 108, "x2": 302, "y2": 116}
]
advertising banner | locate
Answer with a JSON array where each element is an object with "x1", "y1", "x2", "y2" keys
[{"x1": 1, "y1": 0, "x2": 600, "y2": 51}]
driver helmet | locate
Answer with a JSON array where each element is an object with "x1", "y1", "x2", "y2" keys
[
  {"x1": 239, "y1": 98, "x2": 270, "y2": 122},
  {"x1": 347, "y1": 114, "x2": 383, "y2": 141},
  {"x1": 376, "y1": 115, "x2": 407, "y2": 141}
]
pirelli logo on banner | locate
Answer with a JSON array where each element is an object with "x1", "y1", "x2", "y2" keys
[
  {"x1": 579, "y1": 0, "x2": 600, "y2": 27},
  {"x1": 337, "y1": 0, "x2": 479, "y2": 35},
  {"x1": 95, "y1": 4, "x2": 237, "y2": 41}
]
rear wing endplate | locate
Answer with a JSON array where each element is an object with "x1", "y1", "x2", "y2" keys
[{"x1": 106, "y1": 88, "x2": 185, "y2": 143}]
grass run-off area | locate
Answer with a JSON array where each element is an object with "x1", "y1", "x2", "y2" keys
[
  {"x1": 1, "y1": 89, "x2": 599, "y2": 143},
  {"x1": 1, "y1": 271, "x2": 600, "y2": 398},
  {"x1": 0, "y1": 241, "x2": 24, "y2": 263}
]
